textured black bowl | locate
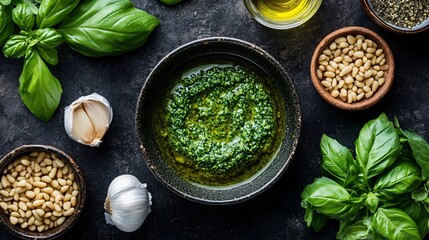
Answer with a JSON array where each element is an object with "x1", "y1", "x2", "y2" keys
[
  {"x1": 135, "y1": 37, "x2": 301, "y2": 204},
  {"x1": 0, "y1": 145, "x2": 86, "y2": 239}
]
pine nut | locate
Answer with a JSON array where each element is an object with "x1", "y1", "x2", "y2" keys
[
  {"x1": 33, "y1": 181, "x2": 47, "y2": 188},
  {"x1": 347, "y1": 93, "x2": 353, "y2": 103},
  {"x1": 329, "y1": 61, "x2": 338, "y2": 69},
  {"x1": 18, "y1": 201, "x2": 27, "y2": 211},
  {"x1": 10, "y1": 216, "x2": 18, "y2": 225},
  {"x1": 327, "y1": 65, "x2": 335, "y2": 72},
  {"x1": 365, "y1": 91, "x2": 374, "y2": 98},
  {"x1": 324, "y1": 72, "x2": 335, "y2": 78},
  {"x1": 339, "y1": 65, "x2": 353, "y2": 77},
  {"x1": 345, "y1": 76, "x2": 354, "y2": 84},
  {"x1": 33, "y1": 199, "x2": 45, "y2": 207},
  {"x1": 357, "y1": 39, "x2": 362, "y2": 49},
  {"x1": 64, "y1": 208, "x2": 75, "y2": 217},
  {"x1": 366, "y1": 78, "x2": 374, "y2": 87},
  {"x1": 372, "y1": 81, "x2": 379, "y2": 92},
  {"x1": 317, "y1": 69, "x2": 323, "y2": 80},
  {"x1": 339, "y1": 42, "x2": 349, "y2": 48},
  {"x1": 364, "y1": 60, "x2": 371, "y2": 70},
  {"x1": 353, "y1": 51, "x2": 364, "y2": 58},
  {"x1": 347, "y1": 35, "x2": 356, "y2": 44},
  {"x1": 363, "y1": 86, "x2": 371, "y2": 93},
  {"x1": 57, "y1": 217, "x2": 66, "y2": 226},
  {"x1": 323, "y1": 49, "x2": 332, "y2": 55}
]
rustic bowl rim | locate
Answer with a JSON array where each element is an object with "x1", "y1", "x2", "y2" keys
[
  {"x1": 310, "y1": 26, "x2": 395, "y2": 111},
  {"x1": 359, "y1": 0, "x2": 429, "y2": 34},
  {"x1": 0, "y1": 145, "x2": 86, "y2": 240},
  {"x1": 135, "y1": 36, "x2": 302, "y2": 205}
]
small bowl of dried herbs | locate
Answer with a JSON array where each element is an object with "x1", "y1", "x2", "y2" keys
[{"x1": 360, "y1": 0, "x2": 429, "y2": 34}]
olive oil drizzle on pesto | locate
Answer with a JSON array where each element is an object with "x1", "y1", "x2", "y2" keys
[{"x1": 163, "y1": 65, "x2": 277, "y2": 185}]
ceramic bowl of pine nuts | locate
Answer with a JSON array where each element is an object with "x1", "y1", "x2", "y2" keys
[
  {"x1": 0, "y1": 145, "x2": 86, "y2": 239},
  {"x1": 310, "y1": 26, "x2": 395, "y2": 111}
]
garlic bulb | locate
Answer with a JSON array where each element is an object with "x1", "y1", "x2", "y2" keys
[
  {"x1": 64, "y1": 93, "x2": 113, "y2": 147},
  {"x1": 104, "y1": 174, "x2": 152, "y2": 232}
]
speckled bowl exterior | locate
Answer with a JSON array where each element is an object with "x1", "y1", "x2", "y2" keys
[
  {"x1": 0, "y1": 145, "x2": 86, "y2": 239},
  {"x1": 135, "y1": 37, "x2": 302, "y2": 205},
  {"x1": 360, "y1": 0, "x2": 429, "y2": 34}
]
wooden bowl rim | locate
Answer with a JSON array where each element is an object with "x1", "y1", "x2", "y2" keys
[
  {"x1": 0, "y1": 145, "x2": 86, "y2": 240},
  {"x1": 359, "y1": 0, "x2": 429, "y2": 34},
  {"x1": 310, "y1": 26, "x2": 395, "y2": 111}
]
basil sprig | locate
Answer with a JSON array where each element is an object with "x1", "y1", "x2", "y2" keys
[
  {"x1": 59, "y1": 0, "x2": 159, "y2": 57},
  {"x1": 1, "y1": 0, "x2": 159, "y2": 122},
  {"x1": 0, "y1": 4, "x2": 14, "y2": 46},
  {"x1": 301, "y1": 113, "x2": 429, "y2": 239}
]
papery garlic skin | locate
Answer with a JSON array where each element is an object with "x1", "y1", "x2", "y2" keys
[
  {"x1": 64, "y1": 93, "x2": 113, "y2": 147},
  {"x1": 104, "y1": 174, "x2": 152, "y2": 232}
]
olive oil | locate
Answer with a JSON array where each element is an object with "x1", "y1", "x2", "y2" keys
[{"x1": 251, "y1": 0, "x2": 312, "y2": 21}]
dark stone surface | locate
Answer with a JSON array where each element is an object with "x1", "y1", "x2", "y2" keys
[{"x1": 0, "y1": 0, "x2": 428, "y2": 239}]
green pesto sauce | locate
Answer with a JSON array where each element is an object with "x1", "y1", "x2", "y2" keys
[{"x1": 157, "y1": 63, "x2": 283, "y2": 186}]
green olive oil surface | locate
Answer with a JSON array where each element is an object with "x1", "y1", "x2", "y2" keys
[
  {"x1": 251, "y1": 0, "x2": 312, "y2": 21},
  {"x1": 154, "y1": 61, "x2": 285, "y2": 186}
]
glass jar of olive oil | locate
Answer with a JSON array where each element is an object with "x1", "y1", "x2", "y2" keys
[{"x1": 243, "y1": 0, "x2": 322, "y2": 29}]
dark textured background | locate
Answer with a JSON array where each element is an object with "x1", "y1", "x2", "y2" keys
[{"x1": 1, "y1": 0, "x2": 429, "y2": 239}]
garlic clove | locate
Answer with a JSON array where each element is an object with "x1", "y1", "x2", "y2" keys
[
  {"x1": 83, "y1": 100, "x2": 110, "y2": 141},
  {"x1": 64, "y1": 93, "x2": 113, "y2": 147},
  {"x1": 72, "y1": 105, "x2": 95, "y2": 144}
]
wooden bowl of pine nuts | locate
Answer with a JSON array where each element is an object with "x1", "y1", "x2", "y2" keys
[
  {"x1": 310, "y1": 26, "x2": 395, "y2": 111},
  {"x1": 0, "y1": 145, "x2": 86, "y2": 239}
]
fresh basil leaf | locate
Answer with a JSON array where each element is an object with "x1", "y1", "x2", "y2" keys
[
  {"x1": 19, "y1": 51, "x2": 62, "y2": 122},
  {"x1": 59, "y1": 0, "x2": 159, "y2": 57},
  {"x1": 372, "y1": 208, "x2": 420, "y2": 240},
  {"x1": 37, "y1": 46, "x2": 57, "y2": 65},
  {"x1": 365, "y1": 192, "x2": 379, "y2": 213},
  {"x1": 373, "y1": 162, "x2": 421, "y2": 202},
  {"x1": 34, "y1": 28, "x2": 63, "y2": 48},
  {"x1": 2, "y1": 34, "x2": 27, "y2": 58},
  {"x1": 0, "y1": 0, "x2": 11, "y2": 5},
  {"x1": 412, "y1": 184, "x2": 429, "y2": 202},
  {"x1": 355, "y1": 113, "x2": 401, "y2": 180},
  {"x1": 301, "y1": 177, "x2": 363, "y2": 219},
  {"x1": 159, "y1": 0, "x2": 184, "y2": 5},
  {"x1": 320, "y1": 134, "x2": 354, "y2": 185},
  {"x1": 0, "y1": 4, "x2": 14, "y2": 46},
  {"x1": 401, "y1": 201, "x2": 429, "y2": 237},
  {"x1": 12, "y1": 3, "x2": 35, "y2": 30},
  {"x1": 403, "y1": 130, "x2": 429, "y2": 180},
  {"x1": 36, "y1": 0, "x2": 79, "y2": 28},
  {"x1": 337, "y1": 215, "x2": 372, "y2": 240},
  {"x1": 303, "y1": 207, "x2": 328, "y2": 232},
  {"x1": 343, "y1": 164, "x2": 367, "y2": 193}
]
